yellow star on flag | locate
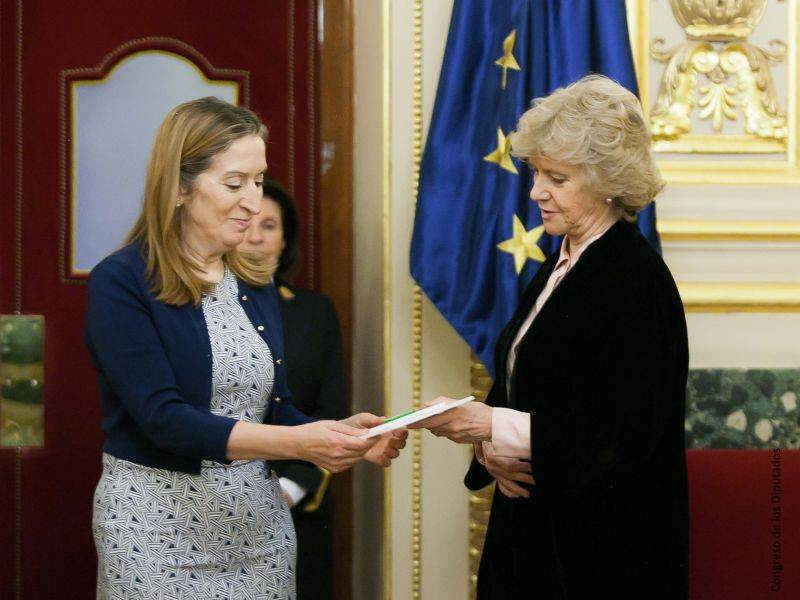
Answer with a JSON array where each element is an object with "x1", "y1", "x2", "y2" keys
[
  {"x1": 494, "y1": 29, "x2": 521, "y2": 89},
  {"x1": 483, "y1": 127, "x2": 518, "y2": 174},
  {"x1": 497, "y1": 214, "x2": 546, "y2": 274}
]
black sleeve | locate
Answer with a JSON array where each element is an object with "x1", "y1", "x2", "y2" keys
[
  {"x1": 274, "y1": 296, "x2": 347, "y2": 504},
  {"x1": 308, "y1": 296, "x2": 348, "y2": 420},
  {"x1": 276, "y1": 460, "x2": 325, "y2": 493},
  {"x1": 464, "y1": 455, "x2": 494, "y2": 491},
  {"x1": 529, "y1": 272, "x2": 687, "y2": 499}
]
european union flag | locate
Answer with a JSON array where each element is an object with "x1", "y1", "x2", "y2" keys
[{"x1": 410, "y1": 0, "x2": 660, "y2": 377}]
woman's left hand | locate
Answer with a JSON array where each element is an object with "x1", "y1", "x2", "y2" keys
[
  {"x1": 340, "y1": 412, "x2": 409, "y2": 467},
  {"x1": 365, "y1": 430, "x2": 408, "y2": 467},
  {"x1": 409, "y1": 397, "x2": 493, "y2": 444},
  {"x1": 340, "y1": 412, "x2": 384, "y2": 430},
  {"x1": 481, "y1": 442, "x2": 535, "y2": 499}
]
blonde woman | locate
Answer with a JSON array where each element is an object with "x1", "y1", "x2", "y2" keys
[
  {"x1": 85, "y1": 97, "x2": 404, "y2": 599},
  {"x1": 413, "y1": 75, "x2": 689, "y2": 598}
]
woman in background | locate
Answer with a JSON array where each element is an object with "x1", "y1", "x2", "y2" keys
[{"x1": 240, "y1": 179, "x2": 346, "y2": 600}]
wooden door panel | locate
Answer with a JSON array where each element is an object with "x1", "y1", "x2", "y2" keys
[{"x1": 1, "y1": 2, "x2": 320, "y2": 597}]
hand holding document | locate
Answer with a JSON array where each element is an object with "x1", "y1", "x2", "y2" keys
[
  {"x1": 408, "y1": 395, "x2": 493, "y2": 445},
  {"x1": 359, "y1": 396, "x2": 475, "y2": 439},
  {"x1": 342, "y1": 412, "x2": 408, "y2": 465}
]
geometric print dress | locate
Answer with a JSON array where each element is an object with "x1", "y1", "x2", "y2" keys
[{"x1": 93, "y1": 268, "x2": 297, "y2": 599}]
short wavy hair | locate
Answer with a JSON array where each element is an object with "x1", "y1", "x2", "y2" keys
[{"x1": 510, "y1": 74, "x2": 664, "y2": 221}]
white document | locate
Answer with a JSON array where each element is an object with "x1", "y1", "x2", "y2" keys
[{"x1": 359, "y1": 395, "x2": 475, "y2": 439}]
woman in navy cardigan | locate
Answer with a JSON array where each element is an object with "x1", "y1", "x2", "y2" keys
[{"x1": 85, "y1": 97, "x2": 405, "y2": 599}]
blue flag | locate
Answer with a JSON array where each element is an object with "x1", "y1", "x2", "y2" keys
[{"x1": 410, "y1": 0, "x2": 660, "y2": 378}]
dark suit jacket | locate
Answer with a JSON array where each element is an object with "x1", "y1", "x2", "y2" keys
[
  {"x1": 84, "y1": 243, "x2": 314, "y2": 474},
  {"x1": 274, "y1": 287, "x2": 347, "y2": 514},
  {"x1": 274, "y1": 287, "x2": 346, "y2": 600},
  {"x1": 466, "y1": 220, "x2": 689, "y2": 599}
]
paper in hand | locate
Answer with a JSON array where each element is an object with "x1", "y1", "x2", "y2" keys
[{"x1": 358, "y1": 395, "x2": 475, "y2": 439}]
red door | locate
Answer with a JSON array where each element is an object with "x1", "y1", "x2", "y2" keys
[{"x1": 1, "y1": 2, "x2": 319, "y2": 597}]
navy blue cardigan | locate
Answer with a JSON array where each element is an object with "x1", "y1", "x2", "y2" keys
[{"x1": 84, "y1": 243, "x2": 314, "y2": 474}]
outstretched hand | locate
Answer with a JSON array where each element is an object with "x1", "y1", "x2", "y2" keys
[
  {"x1": 365, "y1": 429, "x2": 408, "y2": 467},
  {"x1": 409, "y1": 396, "x2": 493, "y2": 444},
  {"x1": 339, "y1": 412, "x2": 408, "y2": 467},
  {"x1": 294, "y1": 420, "x2": 379, "y2": 473},
  {"x1": 340, "y1": 412, "x2": 385, "y2": 429}
]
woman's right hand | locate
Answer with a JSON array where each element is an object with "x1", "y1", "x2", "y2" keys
[
  {"x1": 478, "y1": 441, "x2": 535, "y2": 499},
  {"x1": 293, "y1": 420, "x2": 379, "y2": 473}
]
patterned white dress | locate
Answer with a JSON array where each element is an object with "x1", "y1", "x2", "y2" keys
[{"x1": 93, "y1": 268, "x2": 297, "y2": 599}]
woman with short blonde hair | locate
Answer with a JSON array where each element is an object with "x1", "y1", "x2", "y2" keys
[
  {"x1": 511, "y1": 74, "x2": 664, "y2": 221},
  {"x1": 414, "y1": 75, "x2": 689, "y2": 598},
  {"x1": 86, "y1": 97, "x2": 405, "y2": 599}
]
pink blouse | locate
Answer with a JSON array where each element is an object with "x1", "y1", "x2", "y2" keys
[{"x1": 483, "y1": 224, "x2": 612, "y2": 460}]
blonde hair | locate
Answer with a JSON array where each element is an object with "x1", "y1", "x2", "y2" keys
[
  {"x1": 125, "y1": 97, "x2": 271, "y2": 305},
  {"x1": 510, "y1": 74, "x2": 664, "y2": 221}
]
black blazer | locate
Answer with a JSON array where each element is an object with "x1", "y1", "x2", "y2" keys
[
  {"x1": 466, "y1": 220, "x2": 689, "y2": 599},
  {"x1": 274, "y1": 287, "x2": 347, "y2": 514}
]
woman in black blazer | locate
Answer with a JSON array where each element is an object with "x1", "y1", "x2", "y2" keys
[
  {"x1": 412, "y1": 75, "x2": 689, "y2": 599},
  {"x1": 240, "y1": 179, "x2": 349, "y2": 599}
]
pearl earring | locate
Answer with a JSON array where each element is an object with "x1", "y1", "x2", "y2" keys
[
  {"x1": 605, "y1": 198, "x2": 613, "y2": 205},
  {"x1": 176, "y1": 201, "x2": 183, "y2": 208}
]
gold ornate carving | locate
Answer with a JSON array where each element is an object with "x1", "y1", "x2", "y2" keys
[
  {"x1": 650, "y1": 0, "x2": 787, "y2": 144},
  {"x1": 468, "y1": 355, "x2": 494, "y2": 599},
  {"x1": 669, "y1": 0, "x2": 767, "y2": 41},
  {"x1": 627, "y1": 0, "x2": 800, "y2": 183}
]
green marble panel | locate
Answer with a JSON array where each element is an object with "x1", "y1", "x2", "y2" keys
[
  {"x1": 0, "y1": 315, "x2": 44, "y2": 447},
  {"x1": 686, "y1": 369, "x2": 800, "y2": 449}
]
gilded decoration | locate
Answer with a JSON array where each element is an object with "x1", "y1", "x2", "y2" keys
[
  {"x1": 650, "y1": 0, "x2": 787, "y2": 145},
  {"x1": 408, "y1": 1, "x2": 425, "y2": 598},
  {"x1": 468, "y1": 356, "x2": 493, "y2": 599},
  {"x1": 627, "y1": 0, "x2": 800, "y2": 182}
]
